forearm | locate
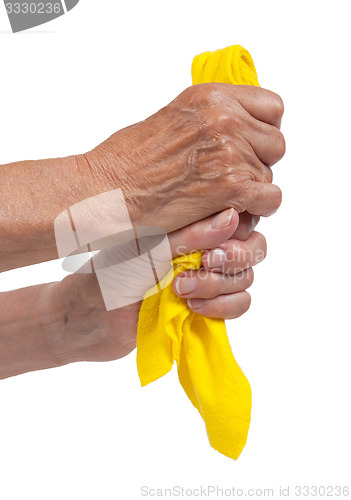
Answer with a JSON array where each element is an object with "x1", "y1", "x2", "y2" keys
[
  {"x1": 0, "y1": 85, "x2": 285, "y2": 271},
  {"x1": 0, "y1": 154, "x2": 96, "y2": 272},
  {"x1": 0, "y1": 283, "x2": 66, "y2": 379},
  {"x1": 0, "y1": 272, "x2": 130, "y2": 380},
  {"x1": 0, "y1": 275, "x2": 103, "y2": 379}
]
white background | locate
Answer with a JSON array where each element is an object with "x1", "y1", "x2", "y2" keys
[{"x1": 0, "y1": 1, "x2": 350, "y2": 499}]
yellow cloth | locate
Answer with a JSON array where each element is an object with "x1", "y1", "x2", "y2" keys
[{"x1": 137, "y1": 45, "x2": 259, "y2": 460}]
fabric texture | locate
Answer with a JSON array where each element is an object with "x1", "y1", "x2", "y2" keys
[{"x1": 136, "y1": 45, "x2": 259, "y2": 460}]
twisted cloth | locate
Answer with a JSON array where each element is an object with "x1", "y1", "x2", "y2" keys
[{"x1": 136, "y1": 45, "x2": 259, "y2": 460}]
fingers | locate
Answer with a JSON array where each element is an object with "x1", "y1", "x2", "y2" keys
[
  {"x1": 201, "y1": 231, "x2": 267, "y2": 274},
  {"x1": 168, "y1": 208, "x2": 239, "y2": 258},
  {"x1": 248, "y1": 120, "x2": 286, "y2": 167},
  {"x1": 233, "y1": 85, "x2": 285, "y2": 129},
  {"x1": 232, "y1": 86, "x2": 286, "y2": 167},
  {"x1": 187, "y1": 291, "x2": 252, "y2": 320},
  {"x1": 173, "y1": 267, "x2": 254, "y2": 299},
  {"x1": 232, "y1": 212, "x2": 260, "y2": 241},
  {"x1": 245, "y1": 182, "x2": 282, "y2": 217}
]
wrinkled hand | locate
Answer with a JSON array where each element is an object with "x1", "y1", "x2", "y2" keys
[
  {"x1": 51, "y1": 208, "x2": 266, "y2": 365},
  {"x1": 82, "y1": 83, "x2": 285, "y2": 233},
  {"x1": 173, "y1": 210, "x2": 264, "y2": 319}
]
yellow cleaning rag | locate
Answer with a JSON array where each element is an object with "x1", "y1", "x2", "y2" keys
[{"x1": 137, "y1": 45, "x2": 259, "y2": 460}]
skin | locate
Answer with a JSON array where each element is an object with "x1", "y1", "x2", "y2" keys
[
  {"x1": 0, "y1": 208, "x2": 266, "y2": 379},
  {"x1": 85, "y1": 84, "x2": 284, "y2": 230},
  {"x1": 0, "y1": 83, "x2": 285, "y2": 379},
  {"x1": 0, "y1": 83, "x2": 284, "y2": 272}
]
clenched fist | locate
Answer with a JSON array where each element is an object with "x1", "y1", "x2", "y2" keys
[{"x1": 82, "y1": 82, "x2": 285, "y2": 232}]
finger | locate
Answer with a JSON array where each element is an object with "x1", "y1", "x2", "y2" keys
[
  {"x1": 173, "y1": 267, "x2": 254, "y2": 299},
  {"x1": 202, "y1": 231, "x2": 267, "y2": 274},
  {"x1": 168, "y1": 208, "x2": 239, "y2": 258},
  {"x1": 248, "y1": 121, "x2": 286, "y2": 167},
  {"x1": 245, "y1": 182, "x2": 282, "y2": 217},
  {"x1": 233, "y1": 85, "x2": 285, "y2": 129},
  {"x1": 232, "y1": 212, "x2": 260, "y2": 241},
  {"x1": 187, "y1": 291, "x2": 252, "y2": 320}
]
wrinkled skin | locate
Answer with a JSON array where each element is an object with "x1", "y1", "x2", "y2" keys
[
  {"x1": 63, "y1": 83, "x2": 285, "y2": 364},
  {"x1": 0, "y1": 83, "x2": 285, "y2": 378},
  {"x1": 82, "y1": 83, "x2": 285, "y2": 232},
  {"x1": 48, "y1": 209, "x2": 267, "y2": 364}
]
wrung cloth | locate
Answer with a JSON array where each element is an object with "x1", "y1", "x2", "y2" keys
[{"x1": 137, "y1": 45, "x2": 259, "y2": 460}]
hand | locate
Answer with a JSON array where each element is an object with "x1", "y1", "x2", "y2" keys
[
  {"x1": 0, "y1": 84, "x2": 283, "y2": 273},
  {"x1": 173, "y1": 212, "x2": 265, "y2": 319},
  {"x1": 49, "y1": 208, "x2": 266, "y2": 365},
  {"x1": 82, "y1": 83, "x2": 285, "y2": 233}
]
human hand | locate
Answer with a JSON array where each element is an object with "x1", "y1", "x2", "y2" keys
[
  {"x1": 173, "y1": 211, "x2": 265, "y2": 319},
  {"x1": 49, "y1": 208, "x2": 266, "y2": 365},
  {"x1": 81, "y1": 83, "x2": 285, "y2": 233}
]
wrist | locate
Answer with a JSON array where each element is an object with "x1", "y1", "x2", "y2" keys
[
  {"x1": 78, "y1": 145, "x2": 146, "y2": 227},
  {"x1": 44, "y1": 273, "x2": 108, "y2": 366}
]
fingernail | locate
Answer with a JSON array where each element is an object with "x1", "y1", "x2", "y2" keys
[
  {"x1": 212, "y1": 208, "x2": 234, "y2": 229},
  {"x1": 187, "y1": 298, "x2": 205, "y2": 310},
  {"x1": 208, "y1": 248, "x2": 226, "y2": 268},
  {"x1": 175, "y1": 277, "x2": 197, "y2": 296}
]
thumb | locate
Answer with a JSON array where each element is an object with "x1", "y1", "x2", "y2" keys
[{"x1": 168, "y1": 208, "x2": 239, "y2": 258}]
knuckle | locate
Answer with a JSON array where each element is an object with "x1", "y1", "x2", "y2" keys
[
  {"x1": 263, "y1": 166, "x2": 273, "y2": 183},
  {"x1": 246, "y1": 179, "x2": 261, "y2": 207},
  {"x1": 256, "y1": 232, "x2": 267, "y2": 259},
  {"x1": 216, "y1": 111, "x2": 232, "y2": 130},
  {"x1": 178, "y1": 83, "x2": 224, "y2": 111},
  {"x1": 199, "y1": 109, "x2": 232, "y2": 138},
  {"x1": 272, "y1": 93, "x2": 285, "y2": 118},
  {"x1": 194, "y1": 85, "x2": 243, "y2": 133},
  {"x1": 197, "y1": 82, "x2": 224, "y2": 104},
  {"x1": 184, "y1": 224, "x2": 198, "y2": 250},
  {"x1": 228, "y1": 291, "x2": 251, "y2": 319},
  {"x1": 241, "y1": 291, "x2": 252, "y2": 313},
  {"x1": 182, "y1": 82, "x2": 223, "y2": 108},
  {"x1": 199, "y1": 112, "x2": 220, "y2": 135},
  {"x1": 272, "y1": 185, "x2": 283, "y2": 212},
  {"x1": 273, "y1": 129, "x2": 286, "y2": 158},
  {"x1": 230, "y1": 179, "x2": 253, "y2": 213},
  {"x1": 247, "y1": 268, "x2": 255, "y2": 287}
]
